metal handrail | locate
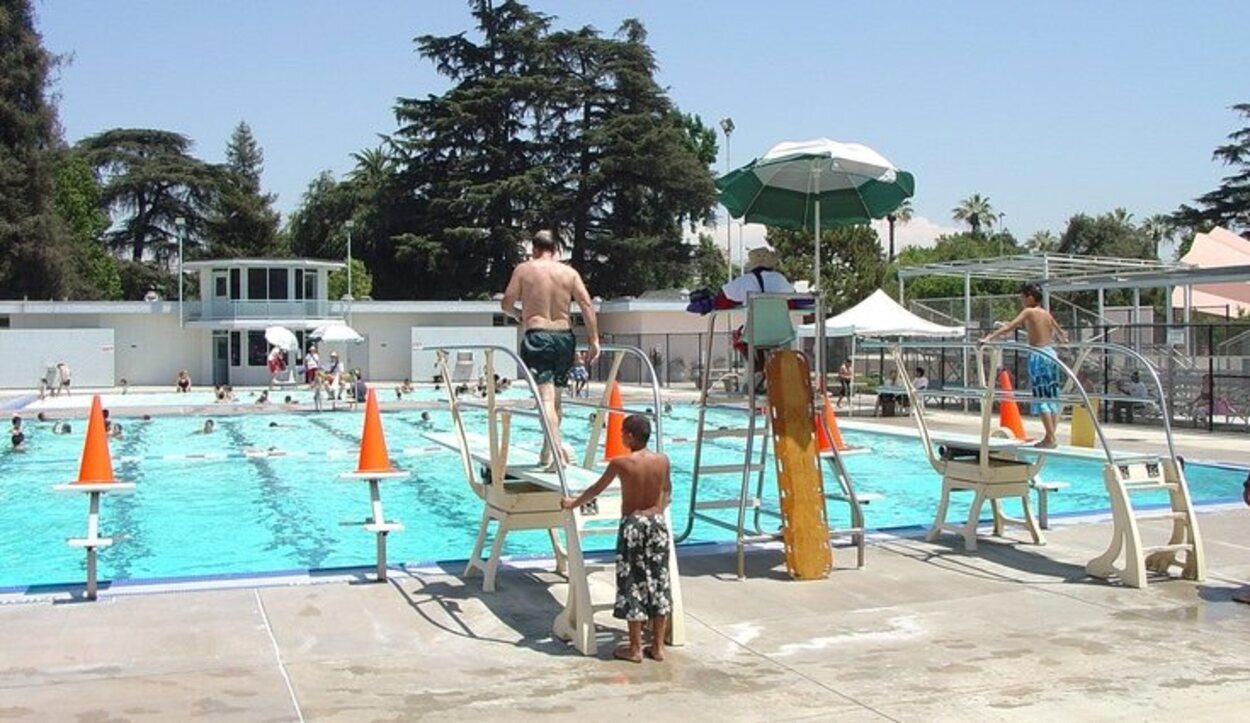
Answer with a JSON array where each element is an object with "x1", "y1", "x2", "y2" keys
[
  {"x1": 868, "y1": 338, "x2": 1177, "y2": 466},
  {"x1": 430, "y1": 344, "x2": 571, "y2": 497}
]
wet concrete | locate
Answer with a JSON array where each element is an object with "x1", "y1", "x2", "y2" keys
[{"x1": 1, "y1": 507, "x2": 1248, "y2": 721}]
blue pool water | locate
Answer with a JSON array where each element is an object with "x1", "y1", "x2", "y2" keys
[{"x1": 0, "y1": 403, "x2": 1243, "y2": 589}]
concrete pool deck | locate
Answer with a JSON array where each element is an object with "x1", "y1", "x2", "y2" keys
[
  {"x1": 2, "y1": 386, "x2": 1248, "y2": 720},
  {"x1": 1, "y1": 507, "x2": 1248, "y2": 722}
]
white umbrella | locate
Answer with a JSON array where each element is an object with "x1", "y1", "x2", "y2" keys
[
  {"x1": 264, "y1": 326, "x2": 298, "y2": 350},
  {"x1": 312, "y1": 323, "x2": 363, "y2": 343}
]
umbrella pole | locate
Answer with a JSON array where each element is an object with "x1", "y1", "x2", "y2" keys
[{"x1": 813, "y1": 195, "x2": 823, "y2": 387}]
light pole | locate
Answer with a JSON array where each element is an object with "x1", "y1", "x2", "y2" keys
[
  {"x1": 997, "y1": 212, "x2": 1006, "y2": 256},
  {"x1": 175, "y1": 216, "x2": 186, "y2": 328},
  {"x1": 344, "y1": 219, "x2": 355, "y2": 301},
  {"x1": 719, "y1": 117, "x2": 735, "y2": 278}
]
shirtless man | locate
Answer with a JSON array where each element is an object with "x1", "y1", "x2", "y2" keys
[
  {"x1": 501, "y1": 230, "x2": 600, "y2": 466},
  {"x1": 561, "y1": 414, "x2": 672, "y2": 663},
  {"x1": 981, "y1": 281, "x2": 1069, "y2": 448}
]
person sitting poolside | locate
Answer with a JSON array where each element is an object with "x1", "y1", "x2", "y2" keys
[
  {"x1": 176, "y1": 369, "x2": 191, "y2": 393},
  {"x1": 256, "y1": 391, "x2": 270, "y2": 405}
]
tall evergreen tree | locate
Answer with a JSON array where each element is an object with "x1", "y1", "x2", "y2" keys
[
  {"x1": 52, "y1": 153, "x2": 121, "y2": 299},
  {"x1": 206, "y1": 121, "x2": 282, "y2": 258},
  {"x1": 0, "y1": 0, "x2": 77, "y2": 299},
  {"x1": 1176, "y1": 102, "x2": 1250, "y2": 235},
  {"x1": 76, "y1": 128, "x2": 220, "y2": 263}
]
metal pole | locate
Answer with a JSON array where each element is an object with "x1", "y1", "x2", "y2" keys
[
  {"x1": 175, "y1": 216, "x2": 186, "y2": 328},
  {"x1": 1132, "y1": 287, "x2": 1141, "y2": 352},
  {"x1": 347, "y1": 225, "x2": 354, "y2": 300},
  {"x1": 963, "y1": 271, "x2": 971, "y2": 410},
  {"x1": 1184, "y1": 285, "x2": 1193, "y2": 356}
]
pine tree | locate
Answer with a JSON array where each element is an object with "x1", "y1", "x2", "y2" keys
[
  {"x1": 76, "y1": 128, "x2": 221, "y2": 264},
  {"x1": 206, "y1": 121, "x2": 283, "y2": 258},
  {"x1": 1176, "y1": 102, "x2": 1250, "y2": 235},
  {"x1": 0, "y1": 0, "x2": 77, "y2": 299}
]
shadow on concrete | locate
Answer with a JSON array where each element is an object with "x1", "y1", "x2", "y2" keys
[{"x1": 386, "y1": 565, "x2": 583, "y2": 658}]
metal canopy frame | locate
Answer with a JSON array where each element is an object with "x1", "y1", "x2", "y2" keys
[{"x1": 896, "y1": 253, "x2": 1185, "y2": 284}]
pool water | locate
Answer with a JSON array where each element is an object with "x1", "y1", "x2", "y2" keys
[{"x1": 0, "y1": 404, "x2": 1243, "y2": 589}]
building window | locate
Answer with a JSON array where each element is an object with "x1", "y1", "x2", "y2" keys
[
  {"x1": 294, "y1": 270, "x2": 305, "y2": 300},
  {"x1": 247, "y1": 268, "x2": 267, "y2": 300},
  {"x1": 269, "y1": 268, "x2": 288, "y2": 300},
  {"x1": 247, "y1": 330, "x2": 267, "y2": 366},
  {"x1": 0, "y1": 316, "x2": 9, "y2": 328},
  {"x1": 304, "y1": 273, "x2": 317, "y2": 300},
  {"x1": 229, "y1": 269, "x2": 241, "y2": 300},
  {"x1": 214, "y1": 274, "x2": 228, "y2": 298},
  {"x1": 230, "y1": 331, "x2": 241, "y2": 366}
]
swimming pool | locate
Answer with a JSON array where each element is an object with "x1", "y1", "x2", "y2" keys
[
  {"x1": 21, "y1": 384, "x2": 517, "y2": 411},
  {"x1": 0, "y1": 404, "x2": 1243, "y2": 589}
]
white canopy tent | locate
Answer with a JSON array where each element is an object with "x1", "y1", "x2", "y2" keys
[
  {"x1": 798, "y1": 290, "x2": 964, "y2": 413},
  {"x1": 798, "y1": 289, "x2": 965, "y2": 338}
]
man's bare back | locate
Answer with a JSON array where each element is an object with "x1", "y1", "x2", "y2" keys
[{"x1": 503, "y1": 259, "x2": 591, "y2": 330}]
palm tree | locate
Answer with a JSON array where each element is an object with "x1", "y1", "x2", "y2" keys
[
  {"x1": 1141, "y1": 213, "x2": 1174, "y2": 260},
  {"x1": 1026, "y1": 230, "x2": 1059, "y2": 253},
  {"x1": 886, "y1": 199, "x2": 913, "y2": 262},
  {"x1": 952, "y1": 194, "x2": 995, "y2": 236},
  {"x1": 347, "y1": 144, "x2": 397, "y2": 190}
]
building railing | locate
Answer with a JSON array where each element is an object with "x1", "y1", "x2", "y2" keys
[{"x1": 184, "y1": 299, "x2": 341, "y2": 322}]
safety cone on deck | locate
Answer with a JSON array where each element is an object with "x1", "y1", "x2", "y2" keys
[
  {"x1": 997, "y1": 369, "x2": 1027, "y2": 440},
  {"x1": 355, "y1": 389, "x2": 396, "y2": 474},
  {"x1": 604, "y1": 382, "x2": 629, "y2": 460},
  {"x1": 76, "y1": 395, "x2": 116, "y2": 485},
  {"x1": 815, "y1": 395, "x2": 848, "y2": 453}
]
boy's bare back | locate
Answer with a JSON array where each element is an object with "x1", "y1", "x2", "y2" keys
[
  {"x1": 1017, "y1": 307, "x2": 1065, "y2": 347},
  {"x1": 612, "y1": 450, "x2": 671, "y2": 516}
]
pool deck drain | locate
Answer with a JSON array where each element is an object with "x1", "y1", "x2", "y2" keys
[{"x1": 1, "y1": 509, "x2": 1249, "y2": 721}]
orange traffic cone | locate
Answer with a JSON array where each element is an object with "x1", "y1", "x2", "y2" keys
[
  {"x1": 75, "y1": 395, "x2": 116, "y2": 485},
  {"x1": 815, "y1": 395, "x2": 848, "y2": 453},
  {"x1": 355, "y1": 389, "x2": 396, "y2": 474},
  {"x1": 604, "y1": 382, "x2": 629, "y2": 460},
  {"x1": 997, "y1": 369, "x2": 1027, "y2": 440}
]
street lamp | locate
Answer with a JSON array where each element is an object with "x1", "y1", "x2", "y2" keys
[
  {"x1": 719, "y1": 117, "x2": 735, "y2": 278},
  {"x1": 997, "y1": 212, "x2": 1006, "y2": 255},
  {"x1": 344, "y1": 219, "x2": 355, "y2": 301},
  {"x1": 174, "y1": 216, "x2": 186, "y2": 328}
]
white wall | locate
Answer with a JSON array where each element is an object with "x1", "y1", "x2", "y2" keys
[
  {"x1": 0, "y1": 329, "x2": 115, "y2": 389},
  {"x1": 411, "y1": 326, "x2": 519, "y2": 382},
  {"x1": 103, "y1": 314, "x2": 211, "y2": 387}
]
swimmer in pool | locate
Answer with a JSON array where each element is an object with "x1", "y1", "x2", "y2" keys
[
  {"x1": 10, "y1": 416, "x2": 26, "y2": 452},
  {"x1": 198, "y1": 419, "x2": 215, "y2": 435}
]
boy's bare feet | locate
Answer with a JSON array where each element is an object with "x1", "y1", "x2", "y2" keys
[
  {"x1": 613, "y1": 645, "x2": 642, "y2": 663},
  {"x1": 643, "y1": 645, "x2": 665, "y2": 661}
]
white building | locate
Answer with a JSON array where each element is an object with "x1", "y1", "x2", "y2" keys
[{"x1": 3, "y1": 258, "x2": 685, "y2": 389}]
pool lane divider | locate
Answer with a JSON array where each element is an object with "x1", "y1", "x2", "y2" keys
[
  {"x1": 52, "y1": 395, "x2": 135, "y2": 601},
  {"x1": 339, "y1": 389, "x2": 407, "y2": 583}
]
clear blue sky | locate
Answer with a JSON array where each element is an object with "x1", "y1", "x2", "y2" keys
[{"x1": 36, "y1": 0, "x2": 1250, "y2": 250}]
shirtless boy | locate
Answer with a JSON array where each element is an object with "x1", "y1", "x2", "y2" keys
[
  {"x1": 501, "y1": 230, "x2": 600, "y2": 466},
  {"x1": 561, "y1": 414, "x2": 672, "y2": 663},
  {"x1": 981, "y1": 282, "x2": 1069, "y2": 448}
]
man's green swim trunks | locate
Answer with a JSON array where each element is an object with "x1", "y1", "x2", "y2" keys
[{"x1": 520, "y1": 329, "x2": 576, "y2": 387}]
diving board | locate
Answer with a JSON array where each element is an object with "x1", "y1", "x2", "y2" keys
[{"x1": 428, "y1": 344, "x2": 685, "y2": 656}]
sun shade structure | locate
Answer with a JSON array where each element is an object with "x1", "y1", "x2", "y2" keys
[
  {"x1": 717, "y1": 138, "x2": 915, "y2": 292},
  {"x1": 798, "y1": 289, "x2": 965, "y2": 338},
  {"x1": 312, "y1": 323, "x2": 364, "y2": 343},
  {"x1": 896, "y1": 253, "x2": 1182, "y2": 285},
  {"x1": 1168, "y1": 226, "x2": 1250, "y2": 317}
]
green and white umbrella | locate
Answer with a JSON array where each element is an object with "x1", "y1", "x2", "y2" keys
[{"x1": 716, "y1": 138, "x2": 915, "y2": 289}]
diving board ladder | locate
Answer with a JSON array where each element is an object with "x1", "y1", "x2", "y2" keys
[
  {"x1": 432, "y1": 344, "x2": 685, "y2": 656},
  {"x1": 885, "y1": 339, "x2": 1204, "y2": 588},
  {"x1": 677, "y1": 293, "x2": 867, "y2": 578}
]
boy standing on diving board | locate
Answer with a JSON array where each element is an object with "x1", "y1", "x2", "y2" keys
[
  {"x1": 981, "y1": 282, "x2": 1069, "y2": 448},
  {"x1": 561, "y1": 414, "x2": 672, "y2": 663}
]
